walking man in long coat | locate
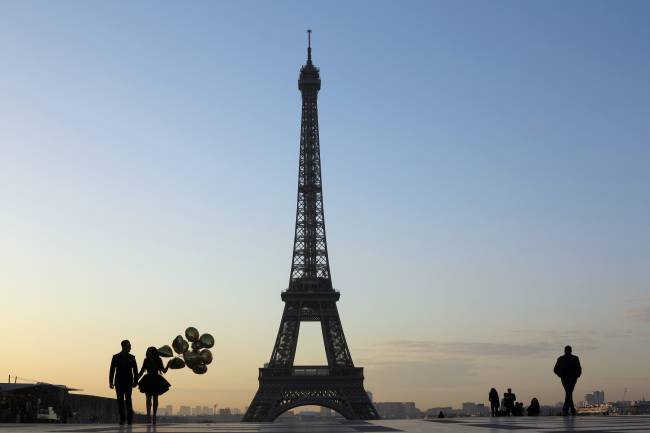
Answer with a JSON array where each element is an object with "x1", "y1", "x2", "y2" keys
[{"x1": 553, "y1": 345, "x2": 582, "y2": 416}]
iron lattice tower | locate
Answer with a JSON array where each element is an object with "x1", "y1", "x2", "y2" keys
[{"x1": 243, "y1": 32, "x2": 378, "y2": 422}]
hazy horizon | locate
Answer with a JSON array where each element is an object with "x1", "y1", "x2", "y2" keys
[{"x1": 1, "y1": 1, "x2": 649, "y2": 413}]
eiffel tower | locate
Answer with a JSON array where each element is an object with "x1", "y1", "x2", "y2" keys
[{"x1": 243, "y1": 32, "x2": 379, "y2": 422}]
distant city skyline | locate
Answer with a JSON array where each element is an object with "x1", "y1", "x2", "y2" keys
[
  {"x1": 121, "y1": 392, "x2": 648, "y2": 418},
  {"x1": 1, "y1": 1, "x2": 649, "y2": 413}
]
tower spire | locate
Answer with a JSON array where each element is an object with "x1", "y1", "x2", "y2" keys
[{"x1": 307, "y1": 29, "x2": 312, "y2": 63}]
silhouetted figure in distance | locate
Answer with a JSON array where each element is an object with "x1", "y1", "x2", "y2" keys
[
  {"x1": 503, "y1": 388, "x2": 516, "y2": 416},
  {"x1": 512, "y1": 402, "x2": 524, "y2": 416},
  {"x1": 437, "y1": 410, "x2": 445, "y2": 418},
  {"x1": 137, "y1": 346, "x2": 171, "y2": 425},
  {"x1": 489, "y1": 387, "x2": 500, "y2": 416},
  {"x1": 109, "y1": 340, "x2": 138, "y2": 425},
  {"x1": 554, "y1": 345, "x2": 582, "y2": 416},
  {"x1": 527, "y1": 397, "x2": 541, "y2": 416}
]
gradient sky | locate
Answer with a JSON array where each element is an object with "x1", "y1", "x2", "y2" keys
[{"x1": 1, "y1": 1, "x2": 649, "y2": 413}]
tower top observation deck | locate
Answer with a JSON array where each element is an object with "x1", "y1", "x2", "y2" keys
[{"x1": 299, "y1": 30, "x2": 321, "y2": 92}]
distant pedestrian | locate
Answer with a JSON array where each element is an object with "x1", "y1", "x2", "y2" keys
[
  {"x1": 553, "y1": 345, "x2": 582, "y2": 416},
  {"x1": 489, "y1": 388, "x2": 500, "y2": 416},
  {"x1": 504, "y1": 388, "x2": 516, "y2": 416},
  {"x1": 527, "y1": 398, "x2": 541, "y2": 416},
  {"x1": 109, "y1": 340, "x2": 138, "y2": 425},
  {"x1": 437, "y1": 410, "x2": 445, "y2": 418}
]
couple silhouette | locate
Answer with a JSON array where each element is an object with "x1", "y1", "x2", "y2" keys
[
  {"x1": 488, "y1": 387, "x2": 516, "y2": 416},
  {"x1": 109, "y1": 340, "x2": 172, "y2": 425}
]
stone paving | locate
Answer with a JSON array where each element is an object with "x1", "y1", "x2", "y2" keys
[{"x1": 1, "y1": 416, "x2": 649, "y2": 433}]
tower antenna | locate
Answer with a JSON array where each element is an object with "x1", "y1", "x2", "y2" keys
[{"x1": 307, "y1": 29, "x2": 312, "y2": 62}]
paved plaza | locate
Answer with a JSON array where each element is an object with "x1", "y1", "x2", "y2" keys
[{"x1": 1, "y1": 417, "x2": 650, "y2": 433}]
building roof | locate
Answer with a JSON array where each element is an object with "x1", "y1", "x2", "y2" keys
[{"x1": 0, "y1": 383, "x2": 81, "y2": 392}]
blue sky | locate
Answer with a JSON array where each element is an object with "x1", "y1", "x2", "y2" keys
[{"x1": 1, "y1": 1, "x2": 649, "y2": 410}]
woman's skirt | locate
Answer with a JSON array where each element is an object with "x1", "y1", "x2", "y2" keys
[{"x1": 138, "y1": 373, "x2": 171, "y2": 396}]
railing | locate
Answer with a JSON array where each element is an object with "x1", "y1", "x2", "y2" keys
[
  {"x1": 258, "y1": 366, "x2": 364, "y2": 379},
  {"x1": 292, "y1": 367, "x2": 329, "y2": 376}
]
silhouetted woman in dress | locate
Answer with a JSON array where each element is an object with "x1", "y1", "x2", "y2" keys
[
  {"x1": 489, "y1": 388, "x2": 500, "y2": 416},
  {"x1": 137, "y1": 347, "x2": 171, "y2": 424}
]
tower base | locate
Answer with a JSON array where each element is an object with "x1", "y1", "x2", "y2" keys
[{"x1": 243, "y1": 366, "x2": 379, "y2": 421}]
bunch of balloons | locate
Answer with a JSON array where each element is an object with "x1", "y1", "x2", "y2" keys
[{"x1": 156, "y1": 327, "x2": 214, "y2": 375}]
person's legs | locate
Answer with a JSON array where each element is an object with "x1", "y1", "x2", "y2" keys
[
  {"x1": 566, "y1": 378, "x2": 577, "y2": 415},
  {"x1": 115, "y1": 388, "x2": 126, "y2": 424},
  {"x1": 152, "y1": 395, "x2": 159, "y2": 424},
  {"x1": 146, "y1": 394, "x2": 152, "y2": 422},
  {"x1": 561, "y1": 378, "x2": 577, "y2": 416},
  {"x1": 124, "y1": 387, "x2": 134, "y2": 424}
]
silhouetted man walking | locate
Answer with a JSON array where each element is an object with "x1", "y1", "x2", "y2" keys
[
  {"x1": 504, "y1": 388, "x2": 516, "y2": 416},
  {"x1": 553, "y1": 345, "x2": 582, "y2": 416},
  {"x1": 109, "y1": 340, "x2": 138, "y2": 425}
]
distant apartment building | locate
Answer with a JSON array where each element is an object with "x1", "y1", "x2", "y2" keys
[
  {"x1": 424, "y1": 407, "x2": 454, "y2": 418},
  {"x1": 202, "y1": 406, "x2": 212, "y2": 416},
  {"x1": 178, "y1": 406, "x2": 191, "y2": 416},
  {"x1": 232, "y1": 408, "x2": 242, "y2": 415},
  {"x1": 461, "y1": 402, "x2": 490, "y2": 416},
  {"x1": 218, "y1": 408, "x2": 232, "y2": 416},
  {"x1": 584, "y1": 391, "x2": 605, "y2": 406},
  {"x1": 157, "y1": 406, "x2": 169, "y2": 416},
  {"x1": 374, "y1": 402, "x2": 422, "y2": 419},
  {"x1": 424, "y1": 404, "x2": 490, "y2": 418}
]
